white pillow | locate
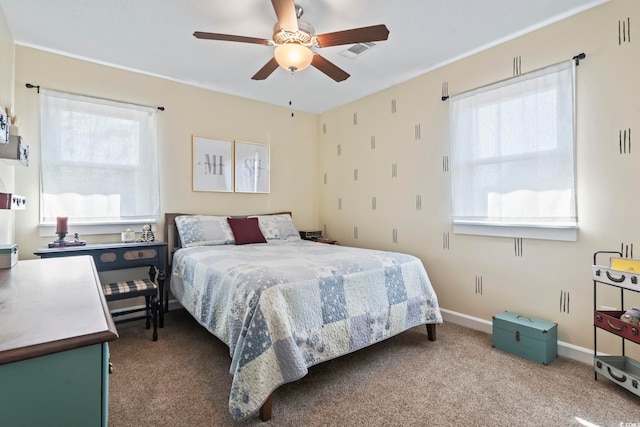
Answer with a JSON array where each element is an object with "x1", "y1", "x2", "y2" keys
[
  {"x1": 175, "y1": 215, "x2": 235, "y2": 247},
  {"x1": 253, "y1": 214, "x2": 301, "y2": 241}
]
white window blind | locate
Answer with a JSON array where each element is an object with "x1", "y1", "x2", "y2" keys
[
  {"x1": 449, "y1": 60, "x2": 577, "y2": 239},
  {"x1": 40, "y1": 89, "x2": 160, "y2": 225}
]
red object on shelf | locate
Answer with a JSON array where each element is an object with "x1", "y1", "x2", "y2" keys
[
  {"x1": 0, "y1": 193, "x2": 10, "y2": 209},
  {"x1": 56, "y1": 216, "x2": 68, "y2": 234},
  {"x1": 594, "y1": 310, "x2": 640, "y2": 344}
]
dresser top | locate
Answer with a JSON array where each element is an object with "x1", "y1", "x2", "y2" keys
[{"x1": 0, "y1": 256, "x2": 118, "y2": 364}]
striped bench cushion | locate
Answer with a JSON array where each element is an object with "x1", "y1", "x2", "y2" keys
[{"x1": 102, "y1": 279, "x2": 157, "y2": 298}]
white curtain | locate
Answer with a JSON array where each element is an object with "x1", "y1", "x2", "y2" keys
[
  {"x1": 449, "y1": 60, "x2": 576, "y2": 228},
  {"x1": 40, "y1": 89, "x2": 160, "y2": 223}
]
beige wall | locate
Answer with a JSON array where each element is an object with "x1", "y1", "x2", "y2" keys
[
  {"x1": 318, "y1": 0, "x2": 640, "y2": 354},
  {"x1": 0, "y1": 6, "x2": 14, "y2": 244},
  {"x1": 4, "y1": 0, "x2": 638, "y2": 355},
  {"x1": 12, "y1": 47, "x2": 320, "y2": 261}
]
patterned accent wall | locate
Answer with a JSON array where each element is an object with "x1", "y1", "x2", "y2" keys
[
  {"x1": 619, "y1": 128, "x2": 632, "y2": 154},
  {"x1": 512, "y1": 55, "x2": 522, "y2": 76},
  {"x1": 619, "y1": 17, "x2": 631, "y2": 44},
  {"x1": 318, "y1": 0, "x2": 640, "y2": 353}
]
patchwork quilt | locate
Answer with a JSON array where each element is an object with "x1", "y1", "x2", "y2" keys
[{"x1": 170, "y1": 240, "x2": 442, "y2": 421}]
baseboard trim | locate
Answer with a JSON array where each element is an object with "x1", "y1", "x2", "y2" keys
[
  {"x1": 440, "y1": 308, "x2": 594, "y2": 365},
  {"x1": 166, "y1": 298, "x2": 181, "y2": 311},
  {"x1": 112, "y1": 302, "x2": 594, "y2": 365}
]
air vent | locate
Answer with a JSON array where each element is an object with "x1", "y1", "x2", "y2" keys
[{"x1": 339, "y1": 42, "x2": 376, "y2": 59}]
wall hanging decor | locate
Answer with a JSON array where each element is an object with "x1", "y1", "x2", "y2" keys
[
  {"x1": 234, "y1": 141, "x2": 270, "y2": 193},
  {"x1": 192, "y1": 136, "x2": 233, "y2": 192}
]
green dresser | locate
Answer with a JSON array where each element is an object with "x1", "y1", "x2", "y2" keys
[{"x1": 0, "y1": 256, "x2": 118, "y2": 426}]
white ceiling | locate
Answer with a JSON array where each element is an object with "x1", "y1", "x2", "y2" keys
[{"x1": 0, "y1": 0, "x2": 607, "y2": 114}]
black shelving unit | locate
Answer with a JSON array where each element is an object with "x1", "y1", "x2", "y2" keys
[{"x1": 592, "y1": 250, "x2": 640, "y2": 396}]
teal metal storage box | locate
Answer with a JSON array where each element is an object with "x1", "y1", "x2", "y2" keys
[
  {"x1": 492, "y1": 311, "x2": 557, "y2": 365},
  {"x1": 0, "y1": 244, "x2": 18, "y2": 269}
]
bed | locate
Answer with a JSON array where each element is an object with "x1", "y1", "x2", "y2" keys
[{"x1": 165, "y1": 212, "x2": 442, "y2": 422}]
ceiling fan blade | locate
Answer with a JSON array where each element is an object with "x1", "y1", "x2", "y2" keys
[
  {"x1": 193, "y1": 31, "x2": 270, "y2": 46},
  {"x1": 311, "y1": 54, "x2": 350, "y2": 82},
  {"x1": 251, "y1": 57, "x2": 280, "y2": 80},
  {"x1": 315, "y1": 24, "x2": 390, "y2": 48},
  {"x1": 271, "y1": 0, "x2": 298, "y2": 32}
]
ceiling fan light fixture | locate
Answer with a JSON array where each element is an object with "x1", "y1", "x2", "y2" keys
[{"x1": 274, "y1": 43, "x2": 314, "y2": 72}]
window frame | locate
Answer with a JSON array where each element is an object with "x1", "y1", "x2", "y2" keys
[
  {"x1": 38, "y1": 89, "x2": 160, "y2": 236},
  {"x1": 448, "y1": 60, "x2": 578, "y2": 241}
]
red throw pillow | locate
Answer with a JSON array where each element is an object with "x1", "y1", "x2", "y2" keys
[{"x1": 227, "y1": 217, "x2": 267, "y2": 245}]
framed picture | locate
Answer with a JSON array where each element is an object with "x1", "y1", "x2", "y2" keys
[
  {"x1": 192, "y1": 136, "x2": 233, "y2": 192},
  {"x1": 234, "y1": 141, "x2": 270, "y2": 193}
]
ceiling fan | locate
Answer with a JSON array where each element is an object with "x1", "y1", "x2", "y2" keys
[{"x1": 193, "y1": 0, "x2": 390, "y2": 82}]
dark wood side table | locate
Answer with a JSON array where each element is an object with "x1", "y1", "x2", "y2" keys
[{"x1": 34, "y1": 241, "x2": 168, "y2": 327}]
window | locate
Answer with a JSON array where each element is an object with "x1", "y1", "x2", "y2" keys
[
  {"x1": 40, "y1": 89, "x2": 160, "y2": 231},
  {"x1": 449, "y1": 60, "x2": 577, "y2": 241}
]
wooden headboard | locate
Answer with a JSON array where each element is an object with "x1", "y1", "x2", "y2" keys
[
  {"x1": 164, "y1": 212, "x2": 186, "y2": 256},
  {"x1": 164, "y1": 212, "x2": 292, "y2": 269}
]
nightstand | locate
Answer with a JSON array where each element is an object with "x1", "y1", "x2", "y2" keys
[
  {"x1": 299, "y1": 230, "x2": 322, "y2": 241},
  {"x1": 299, "y1": 231, "x2": 338, "y2": 245}
]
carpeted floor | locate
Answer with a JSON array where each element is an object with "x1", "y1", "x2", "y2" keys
[{"x1": 108, "y1": 309, "x2": 640, "y2": 426}]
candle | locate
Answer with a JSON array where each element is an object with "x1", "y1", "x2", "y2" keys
[{"x1": 56, "y1": 216, "x2": 68, "y2": 234}]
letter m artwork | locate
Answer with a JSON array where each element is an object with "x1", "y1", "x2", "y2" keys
[
  {"x1": 192, "y1": 137, "x2": 232, "y2": 192},
  {"x1": 203, "y1": 153, "x2": 224, "y2": 175}
]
